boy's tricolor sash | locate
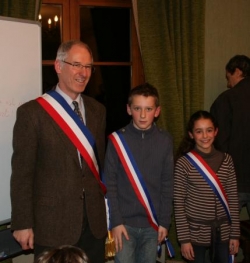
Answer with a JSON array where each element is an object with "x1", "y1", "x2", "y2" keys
[
  {"x1": 185, "y1": 150, "x2": 231, "y2": 223},
  {"x1": 185, "y1": 150, "x2": 233, "y2": 263},
  {"x1": 109, "y1": 131, "x2": 158, "y2": 230},
  {"x1": 108, "y1": 131, "x2": 175, "y2": 258},
  {"x1": 36, "y1": 90, "x2": 106, "y2": 194}
]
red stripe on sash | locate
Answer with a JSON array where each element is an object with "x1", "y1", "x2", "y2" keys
[
  {"x1": 109, "y1": 133, "x2": 158, "y2": 231},
  {"x1": 190, "y1": 150, "x2": 228, "y2": 202},
  {"x1": 37, "y1": 97, "x2": 106, "y2": 194}
]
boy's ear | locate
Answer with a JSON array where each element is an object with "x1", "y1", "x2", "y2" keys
[
  {"x1": 154, "y1": 106, "x2": 161, "y2": 118},
  {"x1": 127, "y1": 104, "x2": 132, "y2": 115}
]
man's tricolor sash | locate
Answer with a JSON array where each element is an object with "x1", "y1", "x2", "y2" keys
[
  {"x1": 185, "y1": 150, "x2": 231, "y2": 223},
  {"x1": 36, "y1": 90, "x2": 106, "y2": 194},
  {"x1": 109, "y1": 131, "x2": 175, "y2": 257}
]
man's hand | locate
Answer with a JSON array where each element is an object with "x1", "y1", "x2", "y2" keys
[
  {"x1": 112, "y1": 225, "x2": 129, "y2": 252},
  {"x1": 13, "y1": 229, "x2": 34, "y2": 250}
]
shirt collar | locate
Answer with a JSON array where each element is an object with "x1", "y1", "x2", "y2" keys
[{"x1": 55, "y1": 85, "x2": 83, "y2": 107}]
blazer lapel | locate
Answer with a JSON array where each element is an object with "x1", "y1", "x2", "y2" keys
[{"x1": 45, "y1": 108, "x2": 81, "y2": 168}]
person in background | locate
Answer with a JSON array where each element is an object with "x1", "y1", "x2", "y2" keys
[
  {"x1": 10, "y1": 40, "x2": 107, "y2": 263},
  {"x1": 104, "y1": 83, "x2": 174, "y2": 263},
  {"x1": 174, "y1": 110, "x2": 240, "y2": 263},
  {"x1": 210, "y1": 55, "x2": 250, "y2": 217},
  {"x1": 34, "y1": 245, "x2": 89, "y2": 263}
]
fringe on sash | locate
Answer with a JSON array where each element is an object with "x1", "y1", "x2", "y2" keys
[{"x1": 105, "y1": 230, "x2": 115, "y2": 259}]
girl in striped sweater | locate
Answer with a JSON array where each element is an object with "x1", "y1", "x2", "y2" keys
[{"x1": 174, "y1": 110, "x2": 240, "y2": 263}]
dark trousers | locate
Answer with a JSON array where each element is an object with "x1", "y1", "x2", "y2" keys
[
  {"x1": 189, "y1": 242, "x2": 229, "y2": 263},
  {"x1": 34, "y1": 201, "x2": 106, "y2": 263},
  {"x1": 75, "y1": 219, "x2": 106, "y2": 263},
  {"x1": 34, "y1": 223, "x2": 106, "y2": 263},
  {"x1": 188, "y1": 228, "x2": 229, "y2": 263}
]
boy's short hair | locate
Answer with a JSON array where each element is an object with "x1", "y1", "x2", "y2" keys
[{"x1": 128, "y1": 83, "x2": 160, "y2": 107}]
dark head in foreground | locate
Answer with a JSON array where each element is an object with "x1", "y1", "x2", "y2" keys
[{"x1": 34, "y1": 245, "x2": 89, "y2": 263}]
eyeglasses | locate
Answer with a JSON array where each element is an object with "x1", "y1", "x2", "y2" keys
[{"x1": 62, "y1": 60, "x2": 95, "y2": 73}]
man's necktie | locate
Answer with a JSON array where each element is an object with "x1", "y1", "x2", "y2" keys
[
  {"x1": 72, "y1": 100, "x2": 84, "y2": 168},
  {"x1": 73, "y1": 101, "x2": 84, "y2": 123}
]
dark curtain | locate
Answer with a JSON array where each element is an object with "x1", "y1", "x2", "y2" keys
[
  {"x1": 135, "y1": 0, "x2": 205, "y2": 153},
  {"x1": 132, "y1": 0, "x2": 205, "y2": 260},
  {"x1": 0, "y1": 0, "x2": 41, "y2": 20}
]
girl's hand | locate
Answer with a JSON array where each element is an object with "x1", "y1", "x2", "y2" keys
[
  {"x1": 229, "y1": 239, "x2": 239, "y2": 255},
  {"x1": 181, "y1": 242, "x2": 195, "y2": 261}
]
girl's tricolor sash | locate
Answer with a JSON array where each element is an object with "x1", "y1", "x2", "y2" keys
[
  {"x1": 109, "y1": 131, "x2": 175, "y2": 257},
  {"x1": 36, "y1": 90, "x2": 106, "y2": 194},
  {"x1": 185, "y1": 150, "x2": 233, "y2": 263},
  {"x1": 185, "y1": 150, "x2": 231, "y2": 223}
]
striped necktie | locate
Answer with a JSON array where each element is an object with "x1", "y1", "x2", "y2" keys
[
  {"x1": 72, "y1": 100, "x2": 84, "y2": 168},
  {"x1": 73, "y1": 101, "x2": 84, "y2": 123}
]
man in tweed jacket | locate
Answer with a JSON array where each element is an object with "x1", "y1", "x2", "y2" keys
[{"x1": 10, "y1": 40, "x2": 107, "y2": 263}]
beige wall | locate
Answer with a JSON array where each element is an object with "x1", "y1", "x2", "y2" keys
[{"x1": 204, "y1": 0, "x2": 250, "y2": 110}]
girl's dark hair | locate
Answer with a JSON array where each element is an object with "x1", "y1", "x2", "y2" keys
[{"x1": 175, "y1": 110, "x2": 218, "y2": 160}]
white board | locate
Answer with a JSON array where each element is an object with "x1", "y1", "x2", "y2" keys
[{"x1": 0, "y1": 16, "x2": 42, "y2": 224}]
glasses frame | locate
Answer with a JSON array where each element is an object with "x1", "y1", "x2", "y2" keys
[{"x1": 62, "y1": 60, "x2": 96, "y2": 73}]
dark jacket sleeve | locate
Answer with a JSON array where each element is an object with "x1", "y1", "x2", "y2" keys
[{"x1": 210, "y1": 91, "x2": 232, "y2": 152}]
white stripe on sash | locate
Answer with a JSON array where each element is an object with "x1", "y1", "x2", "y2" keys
[
  {"x1": 186, "y1": 151, "x2": 231, "y2": 221},
  {"x1": 41, "y1": 93, "x2": 99, "y2": 174},
  {"x1": 109, "y1": 131, "x2": 158, "y2": 229}
]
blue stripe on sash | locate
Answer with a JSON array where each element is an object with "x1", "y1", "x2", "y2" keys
[
  {"x1": 116, "y1": 130, "x2": 159, "y2": 225},
  {"x1": 46, "y1": 90, "x2": 103, "y2": 179},
  {"x1": 185, "y1": 153, "x2": 231, "y2": 223}
]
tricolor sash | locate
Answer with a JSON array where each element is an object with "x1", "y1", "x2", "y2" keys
[
  {"x1": 36, "y1": 90, "x2": 106, "y2": 194},
  {"x1": 185, "y1": 150, "x2": 231, "y2": 223},
  {"x1": 109, "y1": 131, "x2": 175, "y2": 258},
  {"x1": 185, "y1": 150, "x2": 233, "y2": 263},
  {"x1": 109, "y1": 131, "x2": 158, "y2": 230}
]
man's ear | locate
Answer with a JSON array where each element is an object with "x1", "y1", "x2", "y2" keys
[
  {"x1": 127, "y1": 104, "x2": 132, "y2": 115},
  {"x1": 54, "y1": 59, "x2": 62, "y2": 74},
  {"x1": 235, "y1": 67, "x2": 243, "y2": 78}
]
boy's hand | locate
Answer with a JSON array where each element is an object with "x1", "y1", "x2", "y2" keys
[
  {"x1": 158, "y1": 225, "x2": 168, "y2": 243},
  {"x1": 112, "y1": 225, "x2": 129, "y2": 252}
]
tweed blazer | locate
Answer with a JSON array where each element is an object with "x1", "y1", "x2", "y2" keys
[{"x1": 11, "y1": 94, "x2": 107, "y2": 247}]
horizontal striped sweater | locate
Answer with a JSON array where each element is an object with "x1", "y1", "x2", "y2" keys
[{"x1": 174, "y1": 149, "x2": 240, "y2": 246}]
